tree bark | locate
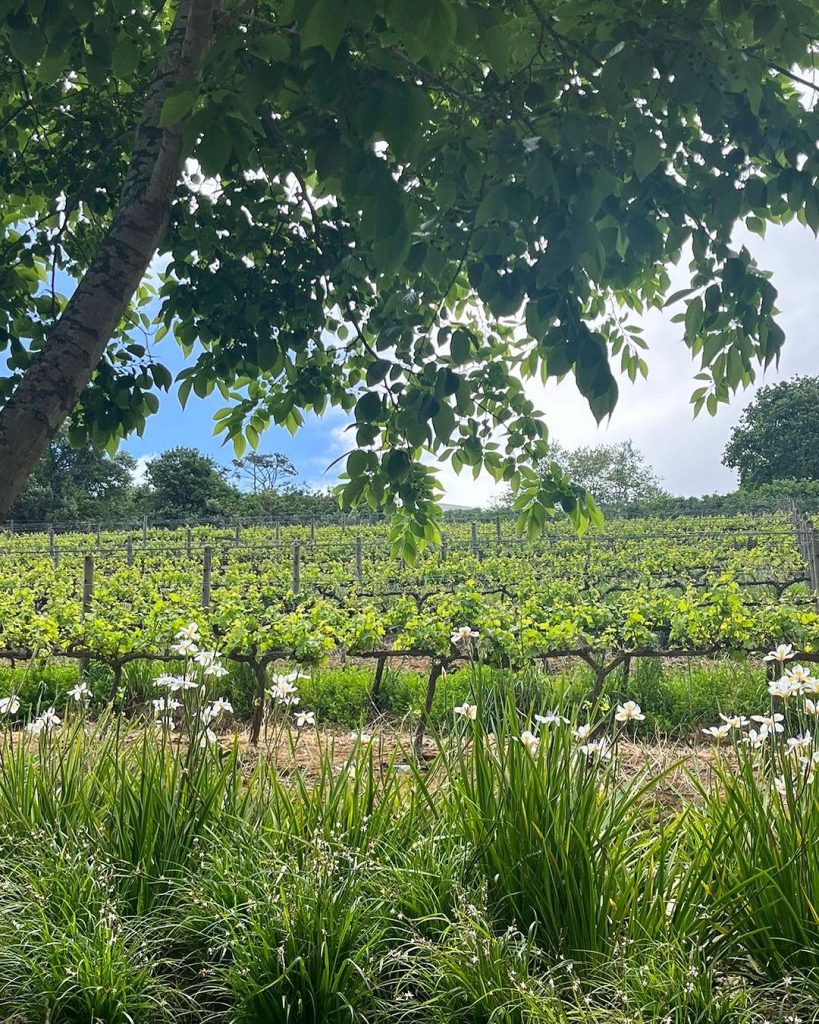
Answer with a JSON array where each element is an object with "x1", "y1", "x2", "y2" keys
[{"x1": 0, "y1": 0, "x2": 216, "y2": 520}]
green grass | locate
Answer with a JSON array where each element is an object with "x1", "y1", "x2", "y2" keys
[{"x1": 0, "y1": 677, "x2": 810, "y2": 1023}]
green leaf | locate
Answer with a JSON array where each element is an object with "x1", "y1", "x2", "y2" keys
[
  {"x1": 300, "y1": 0, "x2": 351, "y2": 57},
  {"x1": 111, "y1": 35, "x2": 139, "y2": 78},
  {"x1": 159, "y1": 86, "x2": 198, "y2": 128}
]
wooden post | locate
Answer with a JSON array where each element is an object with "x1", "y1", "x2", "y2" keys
[
  {"x1": 275, "y1": 522, "x2": 281, "y2": 547},
  {"x1": 82, "y1": 554, "x2": 94, "y2": 614},
  {"x1": 80, "y1": 555, "x2": 94, "y2": 678},
  {"x1": 126, "y1": 538, "x2": 133, "y2": 566},
  {"x1": 441, "y1": 535, "x2": 448, "y2": 562},
  {"x1": 96, "y1": 524, "x2": 101, "y2": 550},
  {"x1": 52, "y1": 547, "x2": 59, "y2": 569},
  {"x1": 355, "y1": 537, "x2": 363, "y2": 581},
  {"x1": 202, "y1": 547, "x2": 212, "y2": 608},
  {"x1": 310, "y1": 520, "x2": 315, "y2": 544},
  {"x1": 235, "y1": 523, "x2": 241, "y2": 544},
  {"x1": 471, "y1": 521, "x2": 479, "y2": 555},
  {"x1": 186, "y1": 527, "x2": 192, "y2": 558},
  {"x1": 48, "y1": 525, "x2": 54, "y2": 555},
  {"x1": 292, "y1": 542, "x2": 301, "y2": 595},
  {"x1": 495, "y1": 516, "x2": 502, "y2": 546},
  {"x1": 142, "y1": 516, "x2": 148, "y2": 544}
]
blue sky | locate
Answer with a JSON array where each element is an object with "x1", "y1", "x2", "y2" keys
[
  {"x1": 119, "y1": 218, "x2": 819, "y2": 505},
  {"x1": 123, "y1": 330, "x2": 349, "y2": 492}
]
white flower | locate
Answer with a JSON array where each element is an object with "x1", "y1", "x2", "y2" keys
[
  {"x1": 155, "y1": 716, "x2": 176, "y2": 731},
  {"x1": 270, "y1": 670, "x2": 308, "y2": 686},
  {"x1": 155, "y1": 674, "x2": 199, "y2": 692},
  {"x1": 573, "y1": 723, "x2": 592, "y2": 742},
  {"x1": 786, "y1": 664, "x2": 814, "y2": 685},
  {"x1": 454, "y1": 703, "x2": 478, "y2": 720},
  {"x1": 769, "y1": 677, "x2": 801, "y2": 699},
  {"x1": 519, "y1": 729, "x2": 540, "y2": 754},
  {"x1": 805, "y1": 699, "x2": 819, "y2": 715},
  {"x1": 751, "y1": 713, "x2": 785, "y2": 733},
  {"x1": 450, "y1": 626, "x2": 479, "y2": 646},
  {"x1": 27, "y1": 707, "x2": 61, "y2": 734},
  {"x1": 802, "y1": 678, "x2": 819, "y2": 695},
  {"x1": 271, "y1": 679, "x2": 300, "y2": 703},
  {"x1": 787, "y1": 734, "x2": 812, "y2": 757},
  {"x1": 702, "y1": 724, "x2": 731, "y2": 741},
  {"x1": 534, "y1": 711, "x2": 569, "y2": 726},
  {"x1": 0, "y1": 695, "x2": 20, "y2": 715},
  {"x1": 176, "y1": 622, "x2": 200, "y2": 641},
  {"x1": 774, "y1": 776, "x2": 787, "y2": 796},
  {"x1": 615, "y1": 701, "x2": 645, "y2": 723},
  {"x1": 210, "y1": 697, "x2": 234, "y2": 716},
  {"x1": 67, "y1": 681, "x2": 90, "y2": 702},
  {"x1": 152, "y1": 697, "x2": 181, "y2": 714},
  {"x1": 171, "y1": 638, "x2": 199, "y2": 657},
  {"x1": 199, "y1": 727, "x2": 217, "y2": 746},
  {"x1": 204, "y1": 662, "x2": 228, "y2": 679},
  {"x1": 719, "y1": 713, "x2": 749, "y2": 729},
  {"x1": 764, "y1": 644, "x2": 795, "y2": 663},
  {"x1": 349, "y1": 731, "x2": 372, "y2": 743},
  {"x1": 581, "y1": 738, "x2": 612, "y2": 760},
  {"x1": 745, "y1": 726, "x2": 770, "y2": 748},
  {"x1": 294, "y1": 710, "x2": 315, "y2": 729}
]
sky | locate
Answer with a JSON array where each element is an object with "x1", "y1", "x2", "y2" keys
[{"x1": 123, "y1": 219, "x2": 819, "y2": 507}]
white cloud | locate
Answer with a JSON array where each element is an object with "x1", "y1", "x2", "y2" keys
[{"x1": 131, "y1": 454, "x2": 155, "y2": 486}]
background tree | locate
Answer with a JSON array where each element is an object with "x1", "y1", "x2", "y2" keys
[
  {"x1": 0, "y1": 1, "x2": 817, "y2": 555},
  {"x1": 552, "y1": 441, "x2": 666, "y2": 508},
  {"x1": 143, "y1": 447, "x2": 238, "y2": 520},
  {"x1": 723, "y1": 377, "x2": 819, "y2": 488},
  {"x1": 8, "y1": 430, "x2": 135, "y2": 523},
  {"x1": 232, "y1": 452, "x2": 297, "y2": 494},
  {"x1": 494, "y1": 440, "x2": 666, "y2": 511}
]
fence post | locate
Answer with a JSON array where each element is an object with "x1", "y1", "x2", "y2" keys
[
  {"x1": 142, "y1": 516, "x2": 148, "y2": 544},
  {"x1": 96, "y1": 524, "x2": 101, "y2": 550},
  {"x1": 79, "y1": 555, "x2": 94, "y2": 678},
  {"x1": 495, "y1": 516, "x2": 502, "y2": 546},
  {"x1": 275, "y1": 522, "x2": 281, "y2": 547},
  {"x1": 186, "y1": 527, "x2": 192, "y2": 558},
  {"x1": 470, "y1": 521, "x2": 479, "y2": 556},
  {"x1": 126, "y1": 538, "x2": 133, "y2": 567},
  {"x1": 812, "y1": 531, "x2": 819, "y2": 607},
  {"x1": 310, "y1": 520, "x2": 315, "y2": 544},
  {"x1": 48, "y1": 525, "x2": 54, "y2": 555},
  {"x1": 235, "y1": 523, "x2": 241, "y2": 544},
  {"x1": 355, "y1": 537, "x2": 363, "y2": 581},
  {"x1": 440, "y1": 535, "x2": 448, "y2": 562},
  {"x1": 202, "y1": 547, "x2": 212, "y2": 608},
  {"x1": 292, "y1": 542, "x2": 301, "y2": 595},
  {"x1": 52, "y1": 546, "x2": 59, "y2": 569}
]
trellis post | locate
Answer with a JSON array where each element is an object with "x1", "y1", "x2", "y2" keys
[{"x1": 202, "y1": 547, "x2": 212, "y2": 608}]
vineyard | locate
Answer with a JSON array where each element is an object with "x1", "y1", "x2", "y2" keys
[{"x1": 1, "y1": 513, "x2": 819, "y2": 1020}]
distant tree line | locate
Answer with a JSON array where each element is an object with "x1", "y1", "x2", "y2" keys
[{"x1": 7, "y1": 437, "x2": 338, "y2": 524}]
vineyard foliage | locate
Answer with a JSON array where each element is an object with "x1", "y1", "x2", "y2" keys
[{"x1": 0, "y1": 513, "x2": 814, "y2": 666}]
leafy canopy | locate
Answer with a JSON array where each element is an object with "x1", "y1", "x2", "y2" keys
[
  {"x1": 723, "y1": 376, "x2": 819, "y2": 487},
  {"x1": 1, "y1": 0, "x2": 818, "y2": 555}
]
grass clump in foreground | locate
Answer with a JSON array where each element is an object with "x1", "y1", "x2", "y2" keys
[{"x1": 0, "y1": 633, "x2": 816, "y2": 1022}]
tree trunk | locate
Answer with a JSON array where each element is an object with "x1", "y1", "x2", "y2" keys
[{"x1": 0, "y1": 0, "x2": 216, "y2": 519}]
